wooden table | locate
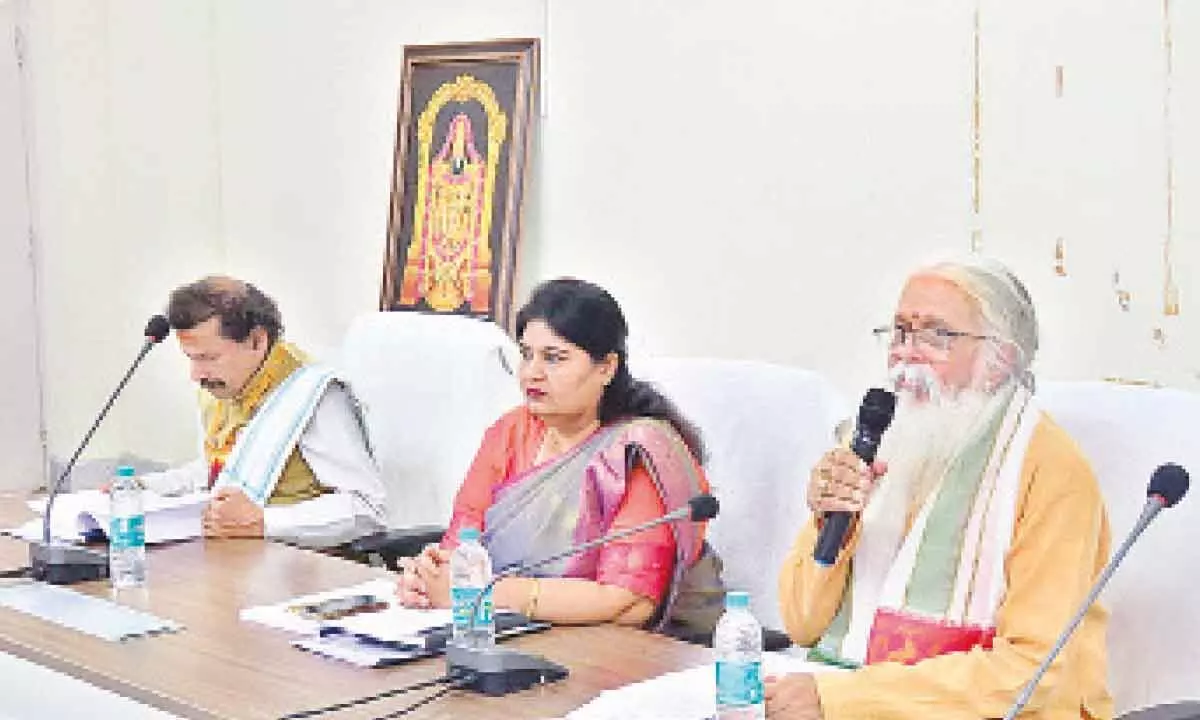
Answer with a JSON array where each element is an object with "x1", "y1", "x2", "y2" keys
[{"x1": 0, "y1": 496, "x2": 710, "y2": 719}]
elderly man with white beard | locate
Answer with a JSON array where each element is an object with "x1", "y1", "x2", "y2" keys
[{"x1": 767, "y1": 258, "x2": 1113, "y2": 720}]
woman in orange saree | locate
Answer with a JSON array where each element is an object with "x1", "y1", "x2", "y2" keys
[{"x1": 397, "y1": 278, "x2": 723, "y2": 636}]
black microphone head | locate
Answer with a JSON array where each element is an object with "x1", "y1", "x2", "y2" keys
[
  {"x1": 144, "y1": 314, "x2": 170, "y2": 344},
  {"x1": 1148, "y1": 463, "x2": 1189, "y2": 508},
  {"x1": 858, "y1": 388, "x2": 897, "y2": 434},
  {"x1": 688, "y1": 494, "x2": 719, "y2": 521}
]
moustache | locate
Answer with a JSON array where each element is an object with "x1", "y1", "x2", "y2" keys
[
  {"x1": 199, "y1": 379, "x2": 227, "y2": 391},
  {"x1": 888, "y1": 363, "x2": 940, "y2": 399}
]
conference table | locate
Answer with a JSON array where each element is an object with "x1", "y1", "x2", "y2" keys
[{"x1": 0, "y1": 495, "x2": 711, "y2": 719}]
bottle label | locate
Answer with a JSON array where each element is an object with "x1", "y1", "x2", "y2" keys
[
  {"x1": 716, "y1": 660, "x2": 764, "y2": 707},
  {"x1": 451, "y1": 585, "x2": 493, "y2": 631},
  {"x1": 109, "y1": 515, "x2": 145, "y2": 551}
]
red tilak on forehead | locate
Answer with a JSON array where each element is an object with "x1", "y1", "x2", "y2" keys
[{"x1": 893, "y1": 311, "x2": 952, "y2": 329}]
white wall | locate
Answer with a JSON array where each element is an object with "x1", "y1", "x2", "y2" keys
[
  {"x1": 979, "y1": 0, "x2": 1199, "y2": 390},
  {"x1": 543, "y1": 0, "x2": 1198, "y2": 395},
  {"x1": 26, "y1": 0, "x2": 227, "y2": 472},
  {"x1": 0, "y1": 0, "x2": 46, "y2": 490},
  {"x1": 542, "y1": 0, "x2": 977, "y2": 394},
  {"x1": 23, "y1": 0, "x2": 1199, "y2": 473}
]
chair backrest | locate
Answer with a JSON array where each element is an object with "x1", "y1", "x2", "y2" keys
[
  {"x1": 336, "y1": 312, "x2": 521, "y2": 529},
  {"x1": 1038, "y1": 381, "x2": 1200, "y2": 713},
  {"x1": 635, "y1": 357, "x2": 849, "y2": 632}
]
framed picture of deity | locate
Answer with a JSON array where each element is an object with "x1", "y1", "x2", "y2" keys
[{"x1": 380, "y1": 38, "x2": 539, "y2": 331}]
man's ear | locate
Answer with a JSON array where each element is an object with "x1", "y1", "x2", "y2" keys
[
  {"x1": 250, "y1": 327, "x2": 269, "y2": 351},
  {"x1": 985, "y1": 341, "x2": 1019, "y2": 389}
]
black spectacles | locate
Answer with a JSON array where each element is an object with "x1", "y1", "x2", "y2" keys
[{"x1": 871, "y1": 324, "x2": 994, "y2": 353}]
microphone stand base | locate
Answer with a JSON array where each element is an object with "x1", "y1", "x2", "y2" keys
[
  {"x1": 29, "y1": 543, "x2": 109, "y2": 585},
  {"x1": 445, "y1": 645, "x2": 568, "y2": 696}
]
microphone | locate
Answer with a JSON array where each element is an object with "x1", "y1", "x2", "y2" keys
[
  {"x1": 447, "y1": 493, "x2": 721, "y2": 696},
  {"x1": 1001, "y1": 463, "x2": 1190, "y2": 720},
  {"x1": 492, "y1": 493, "x2": 720, "y2": 583},
  {"x1": 30, "y1": 314, "x2": 172, "y2": 584},
  {"x1": 814, "y1": 388, "x2": 896, "y2": 566}
]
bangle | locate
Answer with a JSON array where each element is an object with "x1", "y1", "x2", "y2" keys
[{"x1": 523, "y1": 578, "x2": 541, "y2": 619}]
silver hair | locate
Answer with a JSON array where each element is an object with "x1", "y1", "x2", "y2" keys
[{"x1": 917, "y1": 256, "x2": 1039, "y2": 390}]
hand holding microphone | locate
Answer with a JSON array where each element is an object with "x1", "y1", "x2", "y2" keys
[
  {"x1": 808, "y1": 448, "x2": 887, "y2": 515},
  {"x1": 813, "y1": 388, "x2": 897, "y2": 566}
]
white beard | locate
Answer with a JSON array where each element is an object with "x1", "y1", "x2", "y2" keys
[{"x1": 865, "y1": 363, "x2": 1011, "y2": 536}]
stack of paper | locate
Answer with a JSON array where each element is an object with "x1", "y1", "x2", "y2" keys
[
  {"x1": 6, "y1": 489, "x2": 209, "y2": 545},
  {"x1": 241, "y1": 579, "x2": 545, "y2": 668},
  {"x1": 241, "y1": 579, "x2": 457, "y2": 668},
  {"x1": 291, "y1": 633, "x2": 434, "y2": 668},
  {"x1": 333, "y1": 603, "x2": 453, "y2": 641}
]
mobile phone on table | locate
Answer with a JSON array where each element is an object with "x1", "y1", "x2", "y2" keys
[{"x1": 289, "y1": 594, "x2": 388, "y2": 621}]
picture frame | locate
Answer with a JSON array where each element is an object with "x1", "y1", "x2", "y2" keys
[{"x1": 380, "y1": 38, "x2": 540, "y2": 331}]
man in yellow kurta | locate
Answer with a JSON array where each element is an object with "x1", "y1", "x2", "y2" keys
[
  {"x1": 769, "y1": 258, "x2": 1112, "y2": 719},
  {"x1": 139, "y1": 276, "x2": 387, "y2": 548}
]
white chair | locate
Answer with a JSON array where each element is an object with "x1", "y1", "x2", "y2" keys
[
  {"x1": 336, "y1": 312, "x2": 521, "y2": 542},
  {"x1": 635, "y1": 357, "x2": 849, "y2": 634},
  {"x1": 1039, "y1": 381, "x2": 1200, "y2": 716}
]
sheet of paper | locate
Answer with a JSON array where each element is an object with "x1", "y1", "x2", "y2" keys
[{"x1": 565, "y1": 651, "x2": 843, "y2": 720}]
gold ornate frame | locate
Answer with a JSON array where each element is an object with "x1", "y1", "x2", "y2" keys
[{"x1": 380, "y1": 39, "x2": 539, "y2": 331}]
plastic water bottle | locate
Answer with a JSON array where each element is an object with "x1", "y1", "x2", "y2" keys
[
  {"x1": 714, "y1": 590, "x2": 765, "y2": 719},
  {"x1": 109, "y1": 465, "x2": 146, "y2": 589},
  {"x1": 449, "y1": 526, "x2": 494, "y2": 649}
]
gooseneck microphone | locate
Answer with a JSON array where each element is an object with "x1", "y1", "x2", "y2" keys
[
  {"x1": 30, "y1": 315, "x2": 171, "y2": 584},
  {"x1": 489, "y1": 493, "x2": 719, "y2": 586},
  {"x1": 449, "y1": 493, "x2": 721, "y2": 696},
  {"x1": 1001, "y1": 463, "x2": 1190, "y2": 720},
  {"x1": 813, "y1": 388, "x2": 896, "y2": 566},
  {"x1": 275, "y1": 498, "x2": 721, "y2": 718}
]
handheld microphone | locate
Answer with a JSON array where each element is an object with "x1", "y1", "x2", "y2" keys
[
  {"x1": 1001, "y1": 463, "x2": 1190, "y2": 720},
  {"x1": 448, "y1": 493, "x2": 720, "y2": 696},
  {"x1": 814, "y1": 388, "x2": 896, "y2": 566},
  {"x1": 30, "y1": 315, "x2": 171, "y2": 584}
]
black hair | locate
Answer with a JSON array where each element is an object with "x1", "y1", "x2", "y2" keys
[
  {"x1": 515, "y1": 278, "x2": 705, "y2": 461},
  {"x1": 166, "y1": 276, "x2": 283, "y2": 345}
]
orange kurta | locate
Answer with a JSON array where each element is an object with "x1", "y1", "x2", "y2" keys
[{"x1": 779, "y1": 417, "x2": 1113, "y2": 719}]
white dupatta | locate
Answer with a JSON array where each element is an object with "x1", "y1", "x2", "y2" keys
[
  {"x1": 838, "y1": 387, "x2": 1038, "y2": 664},
  {"x1": 212, "y1": 364, "x2": 337, "y2": 507}
]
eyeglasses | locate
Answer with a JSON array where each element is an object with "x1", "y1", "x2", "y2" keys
[{"x1": 871, "y1": 324, "x2": 994, "y2": 353}]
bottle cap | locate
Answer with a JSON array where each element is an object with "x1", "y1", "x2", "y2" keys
[
  {"x1": 458, "y1": 526, "x2": 481, "y2": 542},
  {"x1": 725, "y1": 591, "x2": 750, "y2": 609},
  {"x1": 116, "y1": 466, "x2": 136, "y2": 478}
]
